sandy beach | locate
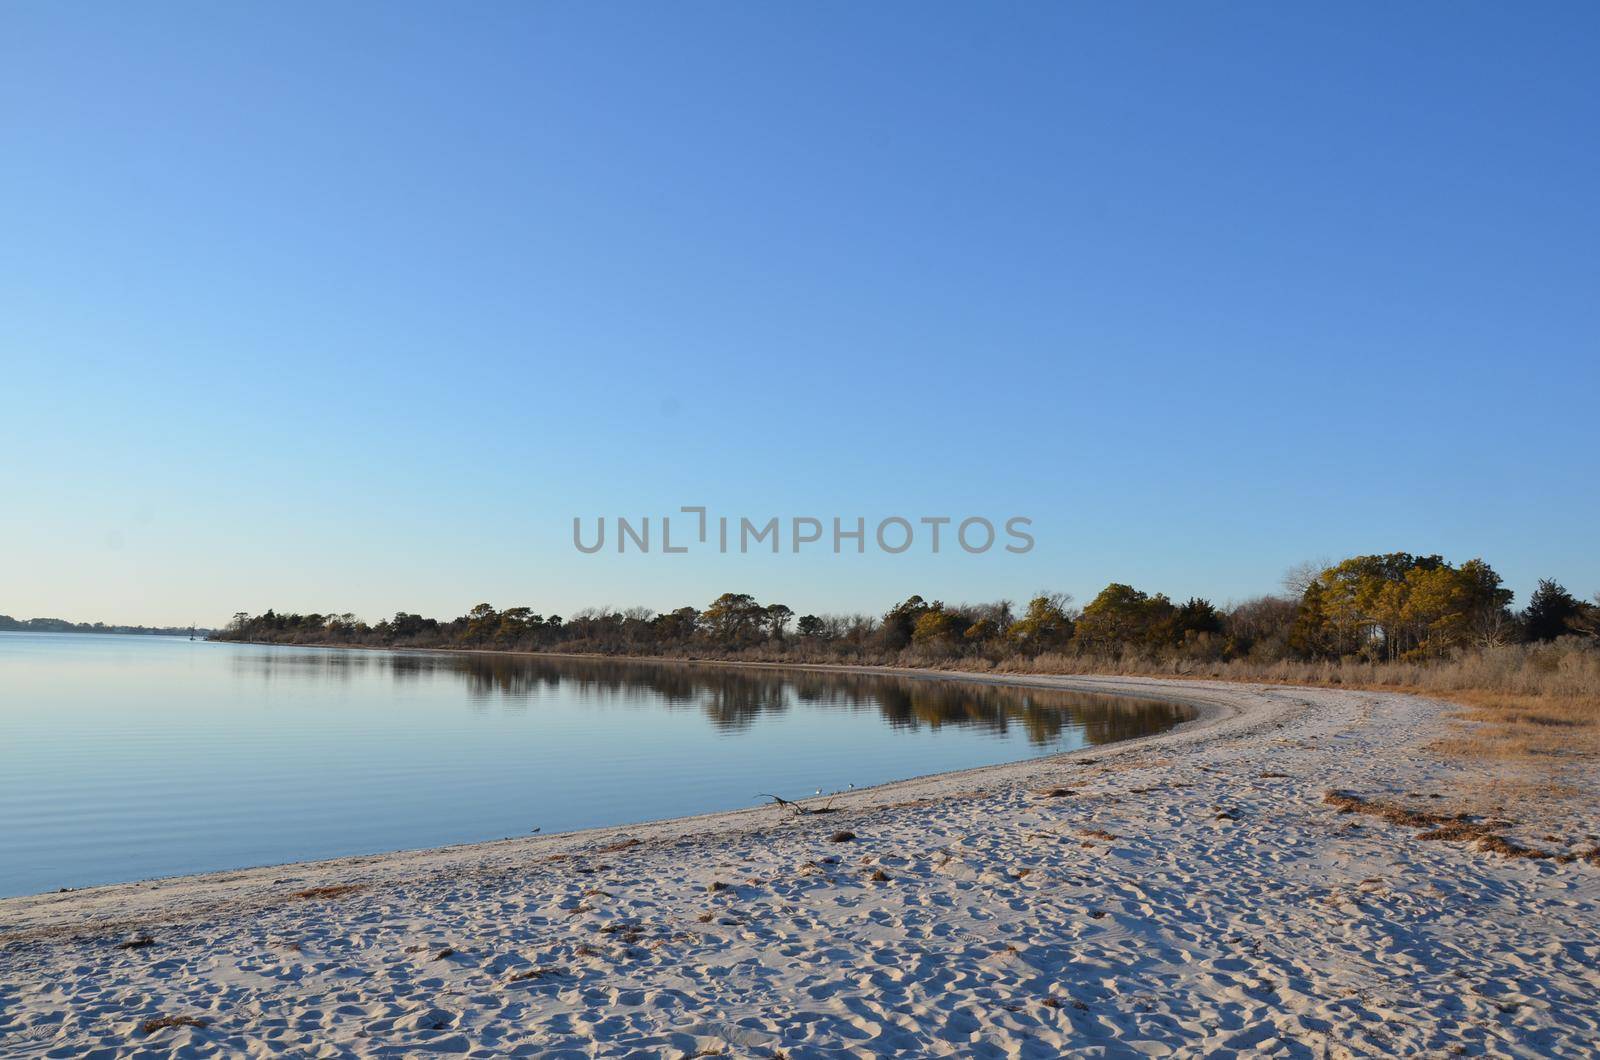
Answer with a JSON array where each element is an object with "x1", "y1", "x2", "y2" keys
[{"x1": 2, "y1": 672, "x2": 1597, "y2": 1058}]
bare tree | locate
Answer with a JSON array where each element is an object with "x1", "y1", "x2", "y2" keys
[
  {"x1": 1282, "y1": 558, "x2": 1330, "y2": 597},
  {"x1": 1034, "y1": 590, "x2": 1078, "y2": 620}
]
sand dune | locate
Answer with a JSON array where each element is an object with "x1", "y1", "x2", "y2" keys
[{"x1": 2, "y1": 674, "x2": 1597, "y2": 1057}]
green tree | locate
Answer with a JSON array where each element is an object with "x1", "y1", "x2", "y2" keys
[
  {"x1": 911, "y1": 605, "x2": 967, "y2": 650},
  {"x1": 1524, "y1": 579, "x2": 1582, "y2": 641},
  {"x1": 764, "y1": 603, "x2": 795, "y2": 640},
  {"x1": 1007, "y1": 594, "x2": 1075, "y2": 654},
  {"x1": 881, "y1": 595, "x2": 932, "y2": 650},
  {"x1": 701, "y1": 593, "x2": 765, "y2": 644},
  {"x1": 652, "y1": 606, "x2": 701, "y2": 642},
  {"x1": 1074, "y1": 584, "x2": 1154, "y2": 652},
  {"x1": 1457, "y1": 558, "x2": 1516, "y2": 647}
]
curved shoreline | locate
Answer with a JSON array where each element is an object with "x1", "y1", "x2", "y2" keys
[
  {"x1": 0, "y1": 669, "x2": 1274, "y2": 937},
  {"x1": 4, "y1": 671, "x2": 1596, "y2": 1056}
]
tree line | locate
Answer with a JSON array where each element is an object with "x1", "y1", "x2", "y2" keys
[
  {"x1": 213, "y1": 553, "x2": 1599, "y2": 666},
  {"x1": 0, "y1": 615, "x2": 208, "y2": 637}
]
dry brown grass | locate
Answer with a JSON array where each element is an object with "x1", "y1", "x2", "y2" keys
[
  {"x1": 1014, "y1": 641, "x2": 1600, "y2": 696},
  {"x1": 290, "y1": 884, "x2": 366, "y2": 901},
  {"x1": 1425, "y1": 690, "x2": 1600, "y2": 761},
  {"x1": 1321, "y1": 790, "x2": 1600, "y2": 863}
]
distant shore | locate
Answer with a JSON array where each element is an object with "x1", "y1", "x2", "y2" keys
[{"x1": 3, "y1": 671, "x2": 1596, "y2": 1056}]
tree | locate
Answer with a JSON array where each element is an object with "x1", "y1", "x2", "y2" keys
[
  {"x1": 796, "y1": 614, "x2": 827, "y2": 639},
  {"x1": 701, "y1": 593, "x2": 765, "y2": 645},
  {"x1": 1569, "y1": 594, "x2": 1600, "y2": 640},
  {"x1": 461, "y1": 602, "x2": 500, "y2": 645},
  {"x1": 764, "y1": 603, "x2": 794, "y2": 640},
  {"x1": 1007, "y1": 593, "x2": 1075, "y2": 654},
  {"x1": 1304, "y1": 554, "x2": 1450, "y2": 660},
  {"x1": 652, "y1": 606, "x2": 700, "y2": 643},
  {"x1": 1524, "y1": 579, "x2": 1582, "y2": 641},
  {"x1": 964, "y1": 617, "x2": 998, "y2": 643},
  {"x1": 881, "y1": 595, "x2": 932, "y2": 650},
  {"x1": 1165, "y1": 597, "x2": 1224, "y2": 657},
  {"x1": 911, "y1": 606, "x2": 966, "y2": 650},
  {"x1": 1282, "y1": 559, "x2": 1330, "y2": 597},
  {"x1": 1175, "y1": 597, "x2": 1223, "y2": 638},
  {"x1": 1074, "y1": 584, "x2": 1156, "y2": 652},
  {"x1": 1226, "y1": 595, "x2": 1299, "y2": 659},
  {"x1": 1457, "y1": 558, "x2": 1516, "y2": 647},
  {"x1": 1287, "y1": 579, "x2": 1331, "y2": 657},
  {"x1": 1286, "y1": 554, "x2": 1516, "y2": 659}
]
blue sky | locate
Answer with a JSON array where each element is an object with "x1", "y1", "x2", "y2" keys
[{"x1": 3, "y1": 2, "x2": 1596, "y2": 627}]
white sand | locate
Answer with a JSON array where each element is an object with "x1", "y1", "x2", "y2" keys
[{"x1": 2, "y1": 673, "x2": 1597, "y2": 1058}]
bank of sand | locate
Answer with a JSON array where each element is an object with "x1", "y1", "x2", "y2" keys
[{"x1": 2, "y1": 673, "x2": 1597, "y2": 1057}]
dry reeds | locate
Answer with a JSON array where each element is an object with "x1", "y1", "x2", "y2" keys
[
  {"x1": 1321, "y1": 790, "x2": 1600, "y2": 863},
  {"x1": 138, "y1": 1015, "x2": 209, "y2": 1035}
]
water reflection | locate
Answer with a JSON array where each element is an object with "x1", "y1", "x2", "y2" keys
[
  {"x1": 230, "y1": 650, "x2": 1189, "y2": 748},
  {"x1": 3, "y1": 635, "x2": 1197, "y2": 896}
]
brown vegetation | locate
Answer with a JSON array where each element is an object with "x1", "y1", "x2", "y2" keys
[
  {"x1": 290, "y1": 884, "x2": 366, "y2": 901},
  {"x1": 138, "y1": 1015, "x2": 209, "y2": 1035},
  {"x1": 1426, "y1": 689, "x2": 1599, "y2": 761},
  {"x1": 1321, "y1": 790, "x2": 1600, "y2": 863}
]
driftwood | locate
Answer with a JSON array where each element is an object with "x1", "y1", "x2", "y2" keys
[{"x1": 758, "y1": 793, "x2": 840, "y2": 816}]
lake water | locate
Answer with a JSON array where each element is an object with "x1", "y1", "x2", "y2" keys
[{"x1": 0, "y1": 632, "x2": 1191, "y2": 898}]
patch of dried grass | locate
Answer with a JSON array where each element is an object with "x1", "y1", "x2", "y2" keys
[
  {"x1": 290, "y1": 884, "x2": 366, "y2": 901},
  {"x1": 1427, "y1": 691, "x2": 1599, "y2": 762},
  {"x1": 138, "y1": 1015, "x2": 209, "y2": 1035},
  {"x1": 1321, "y1": 790, "x2": 1599, "y2": 863}
]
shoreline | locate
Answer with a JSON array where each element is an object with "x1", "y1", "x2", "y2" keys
[
  {"x1": 4, "y1": 672, "x2": 1596, "y2": 1056},
  {"x1": 0, "y1": 669, "x2": 1248, "y2": 934}
]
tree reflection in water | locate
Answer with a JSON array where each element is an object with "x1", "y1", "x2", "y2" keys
[{"x1": 231, "y1": 650, "x2": 1191, "y2": 748}]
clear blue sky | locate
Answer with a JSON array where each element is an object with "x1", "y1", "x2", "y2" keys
[{"x1": 3, "y1": 2, "x2": 1596, "y2": 627}]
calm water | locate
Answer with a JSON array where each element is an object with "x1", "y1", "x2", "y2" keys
[{"x1": 0, "y1": 633, "x2": 1190, "y2": 898}]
